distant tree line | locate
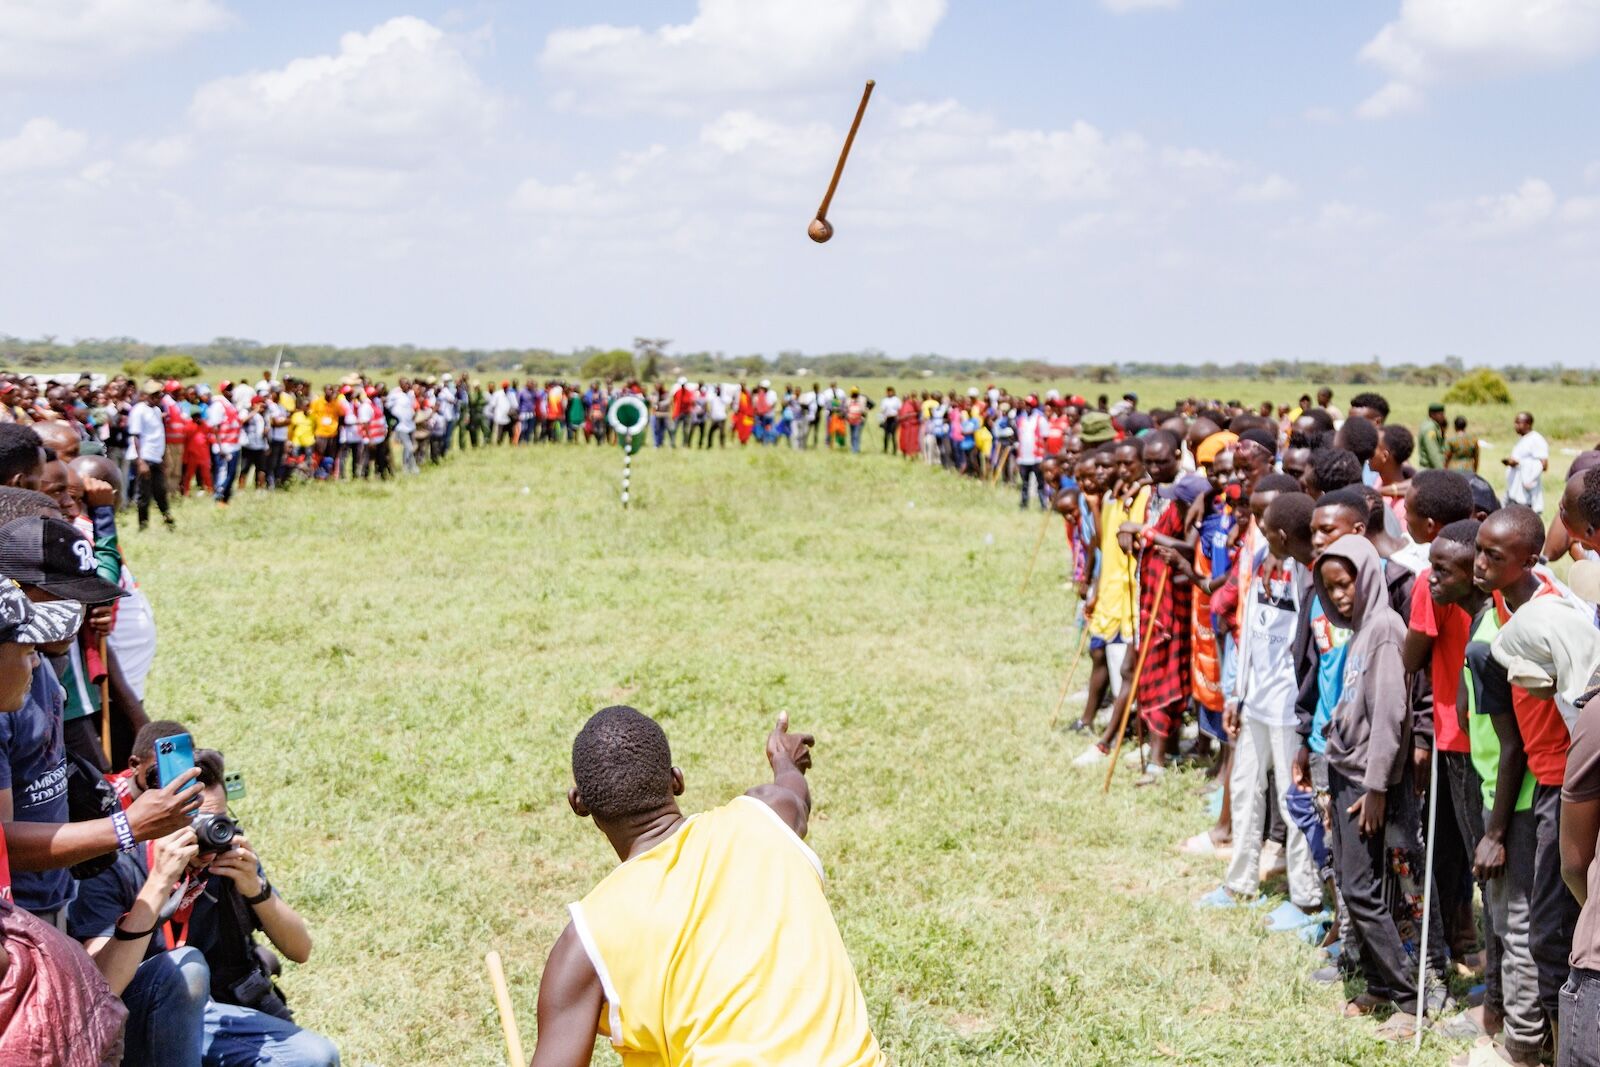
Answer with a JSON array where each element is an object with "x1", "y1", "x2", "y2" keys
[{"x1": 1, "y1": 334, "x2": 1596, "y2": 386}]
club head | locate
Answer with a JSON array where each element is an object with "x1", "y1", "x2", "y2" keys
[{"x1": 807, "y1": 217, "x2": 834, "y2": 243}]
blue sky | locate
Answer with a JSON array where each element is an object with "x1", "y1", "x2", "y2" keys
[{"x1": 3, "y1": 1, "x2": 1599, "y2": 365}]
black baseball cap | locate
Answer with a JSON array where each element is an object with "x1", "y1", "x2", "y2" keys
[{"x1": 0, "y1": 516, "x2": 125, "y2": 604}]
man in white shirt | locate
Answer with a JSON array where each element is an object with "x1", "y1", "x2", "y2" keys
[
  {"x1": 1504, "y1": 410, "x2": 1549, "y2": 513},
  {"x1": 127, "y1": 380, "x2": 173, "y2": 530},
  {"x1": 704, "y1": 387, "x2": 729, "y2": 449},
  {"x1": 387, "y1": 379, "x2": 419, "y2": 474},
  {"x1": 1014, "y1": 396, "x2": 1047, "y2": 509},
  {"x1": 435, "y1": 377, "x2": 459, "y2": 455},
  {"x1": 205, "y1": 385, "x2": 243, "y2": 505},
  {"x1": 489, "y1": 383, "x2": 514, "y2": 444},
  {"x1": 879, "y1": 389, "x2": 903, "y2": 454}
]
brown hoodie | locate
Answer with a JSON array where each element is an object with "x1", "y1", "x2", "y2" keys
[{"x1": 1313, "y1": 534, "x2": 1411, "y2": 792}]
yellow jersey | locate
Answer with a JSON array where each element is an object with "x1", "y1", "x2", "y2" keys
[
  {"x1": 1090, "y1": 484, "x2": 1150, "y2": 642},
  {"x1": 569, "y1": 796, "x2": 886, "y2": 1067}
]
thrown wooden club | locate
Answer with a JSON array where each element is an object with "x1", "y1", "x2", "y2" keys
[
  {"x1": 809, "y1": 80, "x2": 876, "y2": 243},
  {"x1": 1103, "y1": 569, "x2": 1168, "y2": 794},
  {"x1": 485, "y1": 951, "x2": 526, "y2": 1067}
]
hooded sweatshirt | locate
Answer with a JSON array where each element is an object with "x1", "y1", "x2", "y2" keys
[{"x1": 1313, "y1": 535, "x2": 1411, "y2": 792}]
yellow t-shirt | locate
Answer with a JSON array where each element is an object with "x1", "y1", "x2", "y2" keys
[
  {"x1": 570, "y1": 796, "x2": 885, "y2": 1067},
  {"x1": 288, "y1": 410, "x2": 314, "y2": 448},
  {"x1": 309, "y1": 397, "x2": 339, "y2": 438},
  {"x1": 1090, "y1": 484, "x2": 1150, "y2": 642}
]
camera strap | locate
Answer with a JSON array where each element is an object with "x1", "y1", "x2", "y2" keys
[{"x1": 144, "y1": 840, "x2": 205, "y2": 948}]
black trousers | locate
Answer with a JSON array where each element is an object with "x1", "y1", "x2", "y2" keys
[
  {"x1": 1328, "y1": 767, "x2": 1418, "y2": 1011},
  {"x1": 266, "y1": 440, "x2": 286, "y2": 488},
  {"x1": 1533, "y1": 784, "x2": 1582, "y2": 1024},
  {"x1": 136, "y1": 460, "x2": 170, "y2": 527},
  {"x1": 882, "y1": 417, "x2": 897, "y2": 453},
  {"x1": 703, "y1": 421, "x2": 725, "y2": 448}
]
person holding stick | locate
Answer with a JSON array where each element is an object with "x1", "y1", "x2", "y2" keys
[{"x1": 527, "y1": 706, "x2": 885, "y2": 1067}]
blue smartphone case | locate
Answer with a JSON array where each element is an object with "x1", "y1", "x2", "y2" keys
[{"x1": 154, "y1": 733, "x2": 196, "y2": 788}]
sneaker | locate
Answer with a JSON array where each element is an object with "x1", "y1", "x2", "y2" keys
[
  {"x1": 1071, "y1": 744, "x2": 1109, "y2": 768},
  {"x1": 1067, "y1": 721, "x2": 1091, "y2": 735},
  {"x1": 1309, "y1": 963, "x2": 1343, "y2": 985}
]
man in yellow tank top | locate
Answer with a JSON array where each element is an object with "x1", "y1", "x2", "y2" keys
[{"x1": 529, "y1": 706, "x2": 887, "y2": 1067}]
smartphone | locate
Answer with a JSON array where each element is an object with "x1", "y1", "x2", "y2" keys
[
  {"x1": 154, "y1": 733, "x2": 196, "y2": 789},
  {"x1": 223, "y1": 771, "x2": 246, "y2": 801}
]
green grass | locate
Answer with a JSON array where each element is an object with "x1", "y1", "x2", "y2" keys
[{"x1": 135, "y1": 436, "x2": 1464, "y2": 1065}]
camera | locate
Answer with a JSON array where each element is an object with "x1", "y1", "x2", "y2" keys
[{"x1": 191, "y1": 811, "x2": 238, "y2": 852}]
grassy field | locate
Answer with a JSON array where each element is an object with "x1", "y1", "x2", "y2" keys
[{"x1": 119, "y1": 434, "x2": 1509, "y2": 1067}]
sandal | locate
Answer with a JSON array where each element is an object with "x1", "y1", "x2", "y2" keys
[
  {"x1": 1372, "y1": 1012, "x2": 1424, "y2": 1041},
  {"x1": 1343, "y1": 993, "x2": 1388, "y2": 1017}
]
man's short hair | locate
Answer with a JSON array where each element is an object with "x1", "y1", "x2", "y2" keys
[
  {"x1": 1349, "y1": 391, "x2": 1390, "y2": 419},
  {"x1": 1380, "y1": 424, "x2": 1414, "y2": 465},
  {"x1": 1238, "y1": 428, "x2": 1277, "y2": 455},
  {"x1": 133, "y1": 720, "x2": 190, "y2": 765},
  {"x1": 1315, "y1": 486, "x2": 1369, "y2": 524},
  {"x1": 1252, "y1": 473, "x2": 1302, "y2": 500},
  {"x1": 1485, "y1": 505, "x2": 1545, "y2": 555},
  {"x1": 1142, "y1": 429, "x2": 1178, "y2": 454},
  {"x1": 1437, "y1": 518, "x2": 1481, "y2": 549},
  {"x1": 1411, "y1": 469, "x2": 1474, "y2": 526},
  {"x1": 572, "y1": 706, "x2": 675, "y2": 822},
  {"x1": 0, "y1": 424, "x2": 43, "y2": 484},
  {"x1": 1263, "y1": 492, "x2": 1315, "y2": 540},
  {"x1": 1300, "y1": 408, "x2": 1336, "y2": 434},
  {"x1": 0, "y1": 487, "x2": 60, "y2": 525},
  {"x1": 1310, "y1": 448, "x2": 1362, "y2": 494},
  {"x1": 1572, "y1": 467, "x2": 1600, "y2": 527},
  {"x1": 1468, "y1": 475, "x2": 1501, "y2": 516},
  {"x1": 1338, "y1": 417, "x2": 1379, "y2": 464}
]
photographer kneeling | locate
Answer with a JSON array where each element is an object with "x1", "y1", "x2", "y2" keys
[{"x1": 66, "y1": 722, "x2": 338, "y2": 1067}]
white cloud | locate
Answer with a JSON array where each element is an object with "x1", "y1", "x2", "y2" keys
[
  {"x1": 1359, "y1": 0, "x2": 1600, "y2": 117},
  {"x1": 1236, "y1": 173, "x2": 1298, "y2": 203},
  {"x1": 123, "y1": 135, "x2": 194, "y2": 170},
  {"x1": 1439, "y1": 177, "x2": 1557, "y2": 238},
  {"x1": 0, "y1": 0, "x2": 229, "y2": 84},
  {"x1": 539, "y1": 0, "x2": 946, "y2": 113},
  {"x1": 1356, "y1": 80, "x2": 1424, "y2": 119},
  {"x1": 1560, "y1": 195, "x2": 1600, "y2": 223},
  {"x1": 1101, "y1": 0, "x2": 1182, "y2": 10},
  {"x1": 0, "y1": 117, "x2": 88, "y2": 175},
  {"x1": 190, "y1": 16, "x2": 499, "y2": 169}
]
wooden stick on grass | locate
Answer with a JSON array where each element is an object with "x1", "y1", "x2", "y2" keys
[
  {"x1": 1048, "y1": 625, "x2": 1092, "y2": 730},
  {"x1": 485, "y1": 950, "x2": 525, "y2": 1067}
]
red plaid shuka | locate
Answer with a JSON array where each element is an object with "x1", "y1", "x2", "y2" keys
[{"x1": 1136, "y1": 496, "x2": 1192, "y2": 740}]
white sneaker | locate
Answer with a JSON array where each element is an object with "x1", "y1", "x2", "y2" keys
[{"x1": 1072, "y1": 745, "x2": 1109, "y2": 768}]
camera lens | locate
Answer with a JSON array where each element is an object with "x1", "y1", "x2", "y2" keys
[{"x1": 191, "y1": 812, "x2": 238, "y2": 851}]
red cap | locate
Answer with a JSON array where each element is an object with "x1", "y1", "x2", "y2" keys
[{"x1": 164, "y1": 380, "x2": 180, "y2": 392}]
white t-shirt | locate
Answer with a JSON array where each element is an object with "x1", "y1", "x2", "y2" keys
[
  {"x1": 386, "y1": 388, "x2": 416, "y2": 434},
  {"x1": 706, "y1": 393, "x2": 728, "y2": 421},
  {"x1": 881, "y1": 396, "x2": 903, "y2": 420},
  {"x1": 127, "y1": 401, "x2": 166, "y2": 463},
  {"x1": 1239, "y1": 558, "x2": 1301, "y2": 727},
  {"x1": 1507, "y1": 430, "x2": 1549, "y2": 511}
]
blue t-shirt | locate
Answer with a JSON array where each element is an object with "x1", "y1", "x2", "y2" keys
[
  {"x1": 1307, "y1": 593, "x2": 1351, "y2": 754},
  {"x1": 0, "y1": 661, "x2": 71, "y2": 912},
  {"x1": 67, "y1": 849, "x2": 240, "y2": 961}
]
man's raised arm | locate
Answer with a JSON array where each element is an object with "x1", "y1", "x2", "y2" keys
[
  {"x1": 529, "y1": 923, "x2": 603, "y2": 1067},
  {"x1": 746, "y1": 712, "x2": 814, "y2": 839}
]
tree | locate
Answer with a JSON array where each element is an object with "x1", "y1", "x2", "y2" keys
[
  {"x1": 633, "y1": 337, "x2": 670, "y2": 383},
  {"x1": 1442, "y1": 368, "x2": 1512, "y2": 405},
  {"x1": 143, "y1": 354, "x2": 203, "y2": 380},
  {"x1": 580, "y1": 349, "x2": 635, "y2": 381}
]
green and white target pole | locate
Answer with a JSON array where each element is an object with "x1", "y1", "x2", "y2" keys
[{"x1": 607, "y1": 394, "x2": 649, "y2": 509}]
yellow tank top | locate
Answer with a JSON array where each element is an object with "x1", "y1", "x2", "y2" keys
[{"x1": 569, "y1": 796, "x2": 886, "y2": 1067}]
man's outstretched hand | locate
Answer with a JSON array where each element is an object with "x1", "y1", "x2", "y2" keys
[{"x1": 766, "y1": 712, "x2": 814, "y2": 774}]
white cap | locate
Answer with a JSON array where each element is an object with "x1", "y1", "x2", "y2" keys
[
  {"x1": 760, "y1": 379, "x2": 771, "y2": 388},
  {"x1": 1046, "y1": 389, "x2": 1060, "y2": 401},
  {"x1": 967, "y1": 387, "x2": 979, "y2": 397},
  {"x1": 677, "y1": 376, "x2": 687, "y2": 385}
]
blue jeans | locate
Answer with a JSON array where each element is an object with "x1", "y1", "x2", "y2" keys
[
  {"x1": 123, "y1": 948, "x2": 340, "y2": 1067},
  {"x1": 212, "y1": 451, "x2": 240, "y2": 502},
  {"x1": 1559, "y1": 968, "x2": 1600, "y2": 1067},
  {"x1": 849, "y1": 423, "x2": 862, "y2": 452}
]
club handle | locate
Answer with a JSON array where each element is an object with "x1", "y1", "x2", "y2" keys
[{"x1": 816, "y1": 79, "x2": 876, "y2": 221}]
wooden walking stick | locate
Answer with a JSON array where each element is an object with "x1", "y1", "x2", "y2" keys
[
  {"x1": 1048, "y1": 625, "x2": 1092, "y2": 730},
  {"x1": 989, "y1": 444, "x2": 1012, "y2": 486},
  {"x1": 808, "y1": 80, "x2": 875, "y2": 243},
  {"x1": 1102, "y1": 569, "x2": 1169, "y2": 794},
  {"x1": 485, "y1": 950, "x2": 526, "y2": 1067},
  {"x1": 98, "y1": 636, "x2": 112, "y2": 766},
  {"x1": 1019, "y1": 510, "x2": 1051, "y2": 595}
]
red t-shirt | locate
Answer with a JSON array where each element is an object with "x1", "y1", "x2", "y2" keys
[
  {"x1": 1409, "y1": 570, "x2": 1472, "y2": 754},
  {"x1": 1494, "y1": 577, "x2": 1572, "y2": 786}
]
